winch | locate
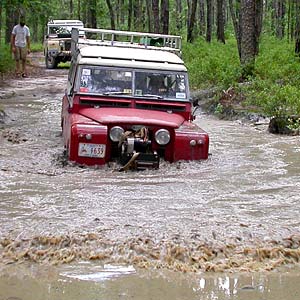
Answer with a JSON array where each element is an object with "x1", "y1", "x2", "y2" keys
[{"x1": 119, "y1": 126, "x2": 159, "y2": 171}]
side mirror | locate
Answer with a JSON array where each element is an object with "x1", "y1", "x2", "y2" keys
[
  {"x1": 192, "y1": 106, "x2": 198, "y2": 120},
  {"x1": 66, "y1": 87, "x2": 73, "y2": 97}
]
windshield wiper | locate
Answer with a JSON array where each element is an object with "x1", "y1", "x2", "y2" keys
[
  {"x1": 103, "y1": 91, "x2": 132, "y2": 96},
  {"x1": 137, "y1": 94, "x2": 163, "y2": 99}
]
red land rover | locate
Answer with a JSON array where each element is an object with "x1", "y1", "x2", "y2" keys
[{"x1": 61, "y1": 28, "x2": 209, "y2": 170}]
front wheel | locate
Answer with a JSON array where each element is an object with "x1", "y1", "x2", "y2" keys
[{"x1": 45, "y1": 53, "x2": 58, "y2": 69}]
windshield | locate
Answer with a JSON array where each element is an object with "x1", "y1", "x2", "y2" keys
[
  {"x1": 77, "y1": 66, "x2": 188, "y2": 100},
  {"x1": 48, "y1": 25, "x2": 84, "y2": 35}
]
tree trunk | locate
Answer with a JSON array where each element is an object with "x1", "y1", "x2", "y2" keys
[
  {"x1": 106, "y1": 0, "x2": 116, "y2": 29},
  {"x1": 31, "y1": 17, "x2": 38, "y2": 43},
  {"x1": 116, "y1": 0, "x2": 120, "y2": 28},
  {"x1": 70, "y1": 0, "x2": 73, "y2": 18},
  {"x1": 77, "y1": 0, "x2": 81, "y2": 20},
  {"x1": 175, "y1": 0, "x2": 183, "y2": 32},
  {"x1": 217, "y1": 0, "x2": 225, "y2": 43},
  {"x1": 290, "y1": 0, "x2": 295, "y2": 41},
  {"x1": 229, "y1": 0, "x2": 241, "y2": 57},
  {"x1": 5, "y1": 5, "x2": 18, "y2": 44},
  {"x1": 255, "y1": 0, "x2": 263, "y2": 55},
  {"x1": 87, "y1": 0, "x2": 97, "y2": 28},
  {"x1": 274, "y1": 0, "x2": 286, "y2": 39},
  {"x1": 187, "y1": 0, "x2": 197, "y2": 42},
  {"x1": 0, "y1": 3, "x2": 2, "y2": 45},
  {"x1": 119, "y1": 0, "x2": 125, "y2": 26},
  {"x1": 133, "y1": 0, "x2": 142, "y2": 31},
  {"x1": 146, "y1": 1, "x2": 152, "y2": 32},
  {"x1": 240, "y1": 0, "x2": 256, "y2": 76},
  {"x1": 206, "y1": 0, "x2": 213, "y2": 42},
  {"x1": 295, "y1": 0, "x2": 300, "y2": 54},
  {"x1": 152, "y1": 0, "x2": 160, "y2": 33},
  {"x1": 128, "y1": 0, "x2": 133, "y2": 30},
  {"x1": 160, "y1": 0, "x2": 169, "y2": 34},
  {"x1": 198, "y1": 0, "x2": 205, "y2": 36}
]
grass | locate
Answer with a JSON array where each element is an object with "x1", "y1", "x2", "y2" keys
[
  {"x1": 183, "y1": 35, "x2": 300, "y2": 119},
  {"x1": 0, "y1": 44, "x2": 14, "y2": 74},
  {"x1": 183, "y1": 34, "x2": 242, "y2": 90}
]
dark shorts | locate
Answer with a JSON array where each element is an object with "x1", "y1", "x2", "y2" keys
[{"x1": 14, "y1": 47, "x2": 27, "y2": 61}]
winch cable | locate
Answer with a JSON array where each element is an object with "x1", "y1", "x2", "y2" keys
[{"x1": 118, "y1": 152, "x2": 140, "y2": 172}]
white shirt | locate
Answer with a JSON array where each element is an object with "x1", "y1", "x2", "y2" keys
[{"x1": 12, "y1": 24, "x2": 30, "y2": 48}]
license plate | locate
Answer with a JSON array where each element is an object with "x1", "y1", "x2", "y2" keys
[{"x1": 78, "y1": 143, "x2": 106, "y2": 158}]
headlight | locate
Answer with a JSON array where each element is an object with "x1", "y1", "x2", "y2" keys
[
  {"x1": 59, "y1": 41, "x2": 65, "y2": 47},
  {"x1": 155, "y1": 129, "x2": 170, "y2": 145},
  {"x1": 109, "y1": 126, "x2": 124, "y2": 142}
]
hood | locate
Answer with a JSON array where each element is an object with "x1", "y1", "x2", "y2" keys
[{"x1": 78, "y1": 107, "x2": 185, "y2": 128}]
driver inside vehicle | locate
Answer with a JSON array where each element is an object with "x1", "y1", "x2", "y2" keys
[{"x1": 147, "y1": 75, "x2": 167, "y2": 95}]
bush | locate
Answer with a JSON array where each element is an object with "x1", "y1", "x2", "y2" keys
[
  {"x1": 184, "y1": 35, "x2": 300, "y2": 121},
  {"x1": 244, "y1": 81, "x2": 300, "y2": 117},
  {"x1": 0, "y1": 44, "x2": 14, "y2": 74},
  {"x1": 243, "y1": 36, "x2": 300, "y2": 118},
  {"x1": 183, "y1": 37, "x2": 242, "y2": 90}
]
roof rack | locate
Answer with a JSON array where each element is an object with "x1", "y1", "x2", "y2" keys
[
  {"x1": 48, "y1": 19, "x2": 83, "y2": 26},
  {"x1": 71, "y1": 27, "x2": 182, "y2": 57}
]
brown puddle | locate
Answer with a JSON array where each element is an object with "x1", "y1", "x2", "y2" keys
[{"x1": 1, "y1": 262, "x2": 300, "y2": 300}]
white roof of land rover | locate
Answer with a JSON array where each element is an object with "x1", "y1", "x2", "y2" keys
[
  {"x1": 77, "y1": 45, "x2": 187, "y2": 71},
  {"x1": 72, "y1": 28, "x2": 186, "y2": 71}
]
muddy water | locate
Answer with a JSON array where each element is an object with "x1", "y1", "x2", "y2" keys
[{"x1": 1, "y1": 66, "x2": 300, "y2": 299}]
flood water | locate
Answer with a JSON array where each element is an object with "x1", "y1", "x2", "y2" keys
[{"x1": 1, "y1": 64, "x2": 300, "y2": 299}]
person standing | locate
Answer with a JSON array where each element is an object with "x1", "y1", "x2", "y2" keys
[{"x1": 11, "y1": 17, "x2": 31, "y2": 78}]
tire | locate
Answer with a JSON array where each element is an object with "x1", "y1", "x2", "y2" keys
[{"x1": 45, "y1": 52, "x2": 58, "y2": 69}]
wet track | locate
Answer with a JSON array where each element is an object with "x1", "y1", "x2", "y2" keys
[{"x1": 1, "y1": 67, "x2": 300, "y2": 299}]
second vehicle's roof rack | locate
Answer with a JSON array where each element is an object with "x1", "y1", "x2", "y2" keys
[{"x1": 71, "y1": 27, "x2": 182, "y2": 57}]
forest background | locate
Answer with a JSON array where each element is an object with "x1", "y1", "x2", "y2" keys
[{"x1": 1, "y1": 0, "x2": 300, "y2": 127}]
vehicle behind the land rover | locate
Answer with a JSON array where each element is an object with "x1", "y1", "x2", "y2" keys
[
  {"x1": 61, "y1": 27, "x2": 209, "y2": 170},
  {"x1": 43, "y1": 19, "x2": 84, "y2": 69}
]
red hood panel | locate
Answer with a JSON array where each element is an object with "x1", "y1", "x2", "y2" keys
[{"x1": 78, "y1": 107, "x2": 185, "y2": 128}]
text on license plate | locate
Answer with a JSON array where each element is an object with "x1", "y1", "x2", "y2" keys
[{"x1": 78, "y1": 143, "x2": 106, "y2": 158}]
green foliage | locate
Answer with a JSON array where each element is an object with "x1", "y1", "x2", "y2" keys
[
  {"x1": 0, "y1": 44, "x2": 14, "y2": 74},
  {"x1": 214, "y1": 103, "x2": 224, "y2": 115},
  {"x1": 183, "y1": 36, "x2": 242, "y2": 89},
  {"x1": 30, "y1": 42, "x2": 43, "y2": 52},
  {"x1": 243, "y1": 80, "x2": 300, "y2": 117},
  {"x1": 184, "y1": 34, "x2": 300, "y2": 120},
  {"x1": 241, "y1": 36, "x2": 300, "y2": 118}
]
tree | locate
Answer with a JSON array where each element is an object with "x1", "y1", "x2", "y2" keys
[
  {"x1": 255, "y1": 0, "x2": 263, "y2": 55},
  {"x1": 161, "y1": 0, "x2": 169, "y2": 34},
  {"x1": 128, "y1": 0, "x2": 133, "y2": 30},
  {"x1": 175, "y1": 0, "x2": 183, "y2": 32},
  {"x1": 240, "y1": 0, "x2": 257, "y2": 76},
  {"x1": 187, "y1": 0, "x2": 197, "y2": 42},
  {"x1": 152, "y1": 0, "x2": 160, "y2": 33},
  {"x1": 229, "y1": 0, "x2": 241, "y2": 57},
  {"x1": 5, "y1": 3, "x2": 19, "y2": 44},
  {"x1": 295, "y1": 0, "x2": 300, "y2": 54},
  {"x1": 106, "y1": 0, "x2": 116, "y2": 29},
  {"x1": 206, "y1": 0, "x2": 213, "y2": 42},
  {"x1": 216, "y1": 0, "x2": 225, "y2": 43},
  {"x1": 198, "y1": 0, "x2": 205, "y2": 36},
  {"x1": 273, "y1": 0, "x2": 286, "y2": 39}
]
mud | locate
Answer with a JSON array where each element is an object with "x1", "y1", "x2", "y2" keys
[{"x1": 1, "y1": 53, "x2": 300, "y2": 299}]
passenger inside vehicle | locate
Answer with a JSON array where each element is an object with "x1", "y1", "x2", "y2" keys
[{"x1": 147, "y1": 75, "x2": 167, "y2": 95}]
